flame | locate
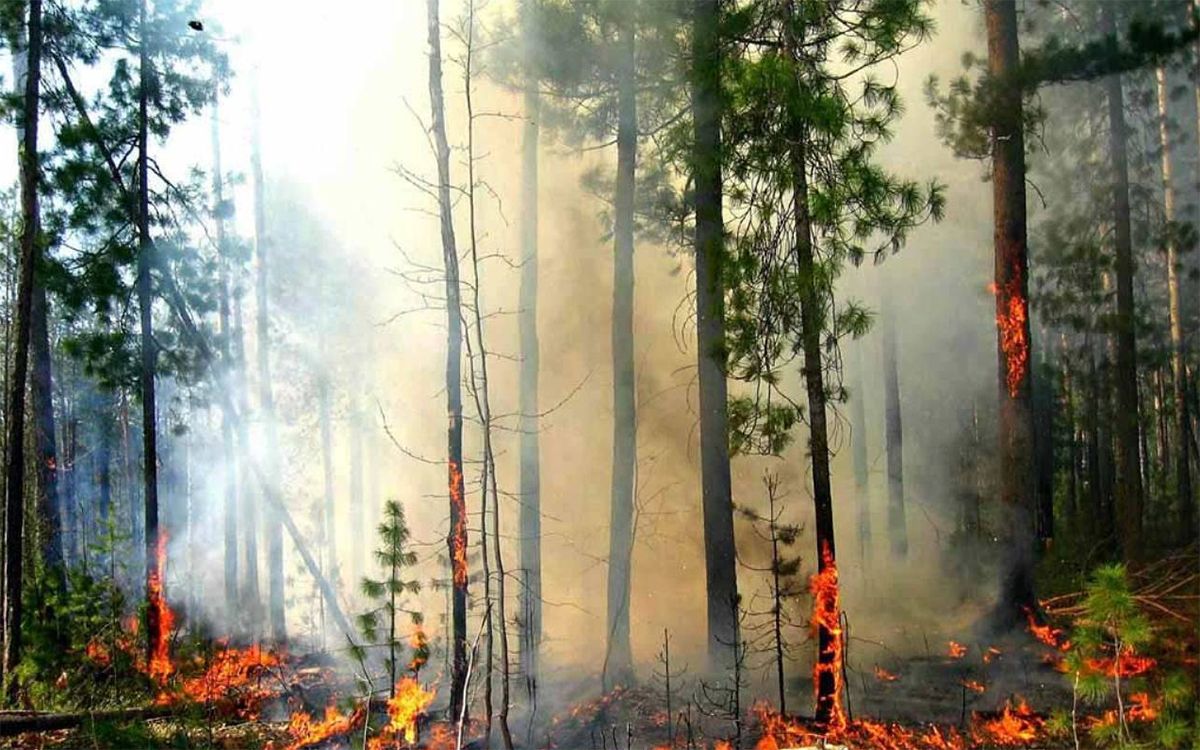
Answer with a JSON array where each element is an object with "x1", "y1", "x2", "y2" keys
[
  {"x1": 277, "y1": 703, "x2": 366, "y2": 750},
  {"x1": 992, "y1": 267, "x2": 1029, "y2": 398},
  {"x1": 85, "y1": 640, "x2": 112, "y2": 667},
  {"x1": 146, "y1": 531, "x2": 176, "y2": 682},
  {"x1": 960, "y1": 678, "x2": 986, "y2": 694},
  {"x1": 407, "y1": 627, "x2": 429, "y2": 674},
  {"x1": 809, "y1": 541, "x2": 845, "y2": 731},
  {"x1": 1085, "y1": 649, "x2": 1156, "y2": 678},
  {"x1": 367, "y1": 677, "x2": 436, "y2": 748},
  {"x1": 156, "y1": 644, "x2": 283, "y2": 716},
  {"x1": 449, "y1": 459, "x2": 468, "y2": 589},
  {"x1": 972, "y1": 697, "x2": 1042, "y2": 746},
  {"x1": 947, "y1": 641, "x2": 967, "y2": 659},
  {"x1": 874, "y1": 665, "x2": 900, "y2": 682},
  {"x1": 983, "y1": 646, "x2": 1002, "y2": 664},
  {"x1": 1023, "y1": 610, "x2": 1067, "y2": 650}
]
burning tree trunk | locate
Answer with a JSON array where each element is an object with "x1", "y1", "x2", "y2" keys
[
  {"x1": 984, "y1": 0, "x2": 1037, "y2": 627},
  {"x1": 881, "y1": 287, "x2": 908, "y2": 559},
  {"x1": 3, "y1": 0, "x2": 44, "y2": 695},
  {"x1": 517, "y1": 0, "x2": 543, "y2": 693},
  {"x1": 1155, "y1": 63, "x2": 1195, "y2": 545},
  {"x1": 1101, "y1": 3, "x2": 1144, "y2": 562},
  {"x1": 425, "y1": 0, "x2": 469, "y2": 719},
  {"x1": 211, "y1": 85, "x2": 239, "y2": 616},
  {"x1": 849, "y1": 339, "x2": 871, "y2": 565},
  {"x1": 604, "y1": 3, "x2": 637, "y2": 689},
  {"x1": 250, "y1": 80, "x2": 287, "y2": 644},
  {"x1": 693, "y1": 0, "x2": 740, "y2": 674},
  {"x1": 781, "y1": 9, "x2": 843, "y2": 729},
  {"x1": 137, "y1": 0, "x2": 168, "y2": 674}
]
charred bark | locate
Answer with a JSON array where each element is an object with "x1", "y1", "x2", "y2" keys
[
  {"x1": 426, "y1": 0, "x2": 469, "y2": 719},
  {"x1": 694, "y1": 0, "x2": 740, "y2": 675},
  {"x1": 984, "y1": 0, "x2": 1037, "y2": 628}
]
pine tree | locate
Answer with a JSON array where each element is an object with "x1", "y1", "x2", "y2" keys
[{"x1": 358, "y1": 500, "x2": 422, "y2": 697}]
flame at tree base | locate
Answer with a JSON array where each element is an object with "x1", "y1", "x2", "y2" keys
[
  {"x1": 146, "y1": 531, "x2": 176, "y2": 682},
  {"x1": 809, "y1": 541, "x2": 846, "y2": 732}
]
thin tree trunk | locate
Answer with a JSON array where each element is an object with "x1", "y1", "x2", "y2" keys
[
  {"x1": 1033, "y1": 358, "x2": 1055, "y2": 544},
  {"x1": 517, "y1": 0, "x2": 543, "y2": 693},
  {"x1": 234, "y1": 277, "x2": 259, "y2": 622},
  {"x1": 211, "y1": 86, "x2": 239, "y2": 615},
  {"x1": 693, "y1": 0, "x2": 740, "y2": 675},
  {"x1": 1086, "y1": 346, "x2": 1102, "y2": 538},
  {"x1": 250, "y1": 82, "x2": 286, "y2": 644},
  {"x1": 604, "y1": 5, "x2": 637, "y2": 690},
  {"x1": 317, "y1": 331, "x2": 337, "y2": 592},
  {"x1": 426, "y1": 0, "x2": 469, "y2": 719},
  {"x1": 3, "y1": 0, "x2": 43, "y2": 696},
  {"x1": 782, "y1": 2, "x2": 841, "y2": 729},
  {"x1": 1102, "y1": 4, "x2": 1144, "y2": 561},
  {"x1": 137, "y1": 0, "x2": 165, "y2": 669},
  {"x1": 985, "y1": 0, "x2": 1037, "y2": 627},
  {"x1": 1156, "y1": 64, "x2": 1195, "y2": 543},
  {"x1": 881, "y1": 290, "x2": 908, "y2": 559},
  {"x1": 31, "y1": 285, "x2": 60, "y2": 585}
]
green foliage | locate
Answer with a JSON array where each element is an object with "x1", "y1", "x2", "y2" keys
[
  {"x1": 358, "y1": 500, "x2": 424, "y2": 687},
  {"x1": 720, "y1": 0, "x2": 943, "y2": 455}
]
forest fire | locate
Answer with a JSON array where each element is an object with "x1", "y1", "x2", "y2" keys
[
  {"x1": 808, "y1": 541, "x2": 845, "y2": 731},
  {"x1": 155, "y1": 644, "x2": 284, "y2": 716},
  {"x1": 947, "y1": 641, "x2": 967, "y2": 659},
  {"x1": 991, "y1": 271, "x2": 1030, "y2": 397},
  {"x1": 146, "y1": 532, "x2": 177, "y2": 682},
  {"x1": 275, "y1": 703, "x2": 366, "y2": 750},
  {"x1": 960, "y1": 678, "x2": 986, "y2": 693},
  {"x1": 971, "y1": 698, "x2": 1043, "y2": 746},
  {"x1": 448, "y1": 459, "x2": 468, "y2": 588},
  {"x1": 367, "y1": 677, "x2": 437, "y2": 747},
  {"x1": 874, "y1": 665, "x2": 900, "y2": 682},
  {"x1": 1085, "y1": 650, "x2": 1156, "y2": 678}
]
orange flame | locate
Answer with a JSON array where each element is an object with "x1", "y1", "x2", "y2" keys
[
  {"x1": 1085, "y1": 650, "x2": 1156, "y2": 678},
  {"x1": 809, "y1": 541, "x2": 845, "y2": 731},
  {"x1": 147, "y1": 531, "x2": 176, "y2": 682},
  {"x1": 972, "y1": 697, "x2": 1042, "y2": 746},
  {"x1": 992, "y1": 268, "x2": 1029, "y2": 398},
  {"x1": 983, "y1": 646, "x2": 1002, "y2": 664},
  {"x1": 367, "y1": 677, "x2": 437, "y2": 748},
  {"x1": 407, "y1": 627, "x2": 429, "y2": 674},
  {"x1": 277, "y1": 703, "x2": 366, "y2": 750},
  {"x1": 449, "y1": 459, "x2": 468, "y2": 589},
  {"x1": 156, "y1": 644, "x2": 283, "y2": 716},
  {"x1": 875, "y1": 665, "x2": 900, "y2": 682},
  {"x1": 947, "y1": 641, "x2": 967, "y2": 659},
  {"x1": 960, "y1": 678, "x2": 986, "y2": 694}
]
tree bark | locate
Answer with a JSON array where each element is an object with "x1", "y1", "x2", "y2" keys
[
  {"x1": 881, "y1": 290, "x2": 908, "y2": 559},
  {"x1": 250, "y1": 82, "x2": 286, "y2": 644},
  {"x1": 517, "y1": 0, "x2": 543, "y2": 692},
  {"x1": 1155, "y1": 64, "x2": 1195, "y2": 545},
  {"x1": 426, "y1": 0, "x2": 469, "y2": 719},
  {"x1": 693, "y1": 0, "x2": 740, "y2": 675},
  {"x1": 3, "y1": 0, "x2": 43, "y2": 696},
  {"x1": 1101, "y1": 3, "x2": 1144, "y2": 562},
  {"x1": 137, "y1": 0, "x2": 165, "y2": 669},
  {"x1": 984, "y1": 0, "x2": 1037, "y2": 627},
  {"x1": 604, "y1": 5, "x2": 636, "y2": 689}
]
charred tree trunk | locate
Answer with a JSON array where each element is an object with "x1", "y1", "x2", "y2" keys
[
  {"x1": 693, "y1": 0, "x2": 740, "y2": 674},
  {"x1": 211, "y1": 88, "x2": 239, "y2": 615},
  {"x1": 881, "y1": 291, "x2": 908, "y2": 559},
  {"x1": 1102, "y1": 5, "x2": 1144, "y2": 561},
  {"x1": 250, "y1": 82, "x2": 286, "y2": 643},
  {"x1": 517, "y1": 0, "x2": 543, "y2": 692},
  {"x1": 782, "y1": 4, "x2": 842, "y2": 730},
  {"x1": 604, "y1": 5, "x2": 636, "y2": 689},
  {"x1": 1156, "y1": 64, "x2": 1195, "y2": 544},
  {"x1": 426, "y1": 0, "x2": 469, "y2": 719},
  {"x1": 3, "y1": 0, "x2": 43, "y2": 695},
  {"x1": 985, "y1": 0, "x2": 1037, "y2": 627},
  {"x1": 31, "y1": 285, "x2": 60, "y2": 585},
  {"x1": 137, "y1": 0, "x2": 165, "y2": 669}
]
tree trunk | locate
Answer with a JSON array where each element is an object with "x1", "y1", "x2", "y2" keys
[
  {"x1": 604, "y1": 6, "x2": 636, "y2": 689},
  {"x1": 881, "y1": 291, "x2": 908, "y2": 559},
  {"x1": 137, "y1": 0, "x2": 165, "y2": 670},
  {"x1": 985, "y1": 0, "x2": 1037, "y2": 627},
  {"x1": 348, "y1": 385, "x2": 364, "y2": 586},
  {"x1": 250, "y1": 83, "x2": 286, "y2": 644},
  {"x1": 849, "y1": 340, "x2": 871, "y2": 565},
  {"x1": 517, "y1": 0, "x2": 543, "y2": 692},
  {"x1": 782, "y1": 3, "x2": 842, "y2": 729},
  {"x1": 317, "y1": 334, "x2": 337, "y2": 593},
  {"x1": 1155, "y1": 64, "x2": 1195, "y2": 544},
  {"x1": 693, "y1": 0, "x2": 739, "y2": 675},
  {"x1": 426, "y1": 0, "x2": 469, "y2": 719},
  {"x1": 234, "y1": 279, "x2": 260, "y2": 622},
  {"x1": 3, "y1": 0, "x2": 43, "y2": 696},
  {"x1": 1102, "y1": 3, "x2": 1144, "y2": 562},
  {"x1": 31, "y1": 284, "x2": 61, "y2": 584},
  {"x1": 1085, "y1": 346, "x2": 1102, "y2": 538},
  {"x1": 211, "y1": 87, "x2": 239, "y2": 616}
]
